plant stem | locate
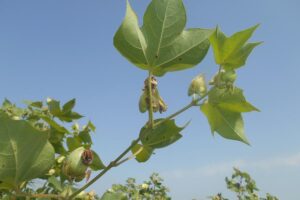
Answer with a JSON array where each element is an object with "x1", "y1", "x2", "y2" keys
[
  {"x1": 216, "y1": 65, "x2": 222, "y2": 86},
  {"x1": 115, "y1": 145, "x2": 144, "y2": 167},
  {"x1": 14, "y1": 193, "x2": 63, "y2": 199},
  {"x1": 147, "y1": 71, "x2": 154, "y2": 128},
  {"x1": 154, "y1": 90, "x2": 211, "y2": 127},
  {"x1": 68, "y1": 138, "x2": 141, "y2": 199}
]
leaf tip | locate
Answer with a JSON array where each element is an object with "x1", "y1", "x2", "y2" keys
[
  {"x1": 253, "y1": 23, "x2": 260, "y2": 30},
  {"x1": 183, "y1": 120, "x2": 192, "y2": 129}
]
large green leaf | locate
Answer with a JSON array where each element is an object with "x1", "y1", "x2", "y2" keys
[
  {"x1": 0, "y1": 112, "x2": 55, "y2": 187},
  {"x1": 209, "y1": 87, "x2": 259, "y2": 113},
  {"x1": 114, "y1": 0, "x2": 213, "y2": 76},
  {"x1": 140, "y1": 119, "x2": 187, "y2": 149},
  {"x1": 200, "y1": 101, "x2": 249, "y2": 144},
  {"x1": 210, "y1": 25, "x2": 261, "y2": 69}
]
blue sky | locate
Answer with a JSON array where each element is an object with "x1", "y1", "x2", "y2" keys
[{"x1": 0, "y1": 0, "x2": 299, "y2": 199}]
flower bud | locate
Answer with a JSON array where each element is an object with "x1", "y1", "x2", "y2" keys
[
  {"x1": 188, "y1": 74, "x2": 207, "y2": 97},
  {"x1": 222, "y1": 69, "x2": 237, "y2": 83},
  {"x1": 48, "y1": 168, "x2": 56, "y2": 175},
  {"x1": 141, "y1": 183, "x2": 149, "y2": 190}
]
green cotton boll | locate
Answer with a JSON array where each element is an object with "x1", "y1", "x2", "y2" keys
[
  {"x1": 188, "y1": 74, "x2": 207, "y2": 97},
  {"x1": 62, "y1": 147, "x2": 88, "y2": 181}
]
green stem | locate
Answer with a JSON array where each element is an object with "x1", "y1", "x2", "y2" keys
[
  {"x1": 68, "y1": 138, "x2": 141, "y2": 199},
  {"x1": 147, "y1": 71, "x2": 154, "y2": 128},
  {"x1": 154, "y1": 90, "x2": 211, "y2": 127},
  {"x1": 217, "y1": 65, "x2": 223, "y2": 87},
  {"x1": 14, "y1": 193, "x2": 63, "y2": 199}
]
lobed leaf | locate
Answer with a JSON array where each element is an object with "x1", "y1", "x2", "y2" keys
[
  {"x1": 210, "y1": 25, "x2": 261, "y2": 69},
  {"x1": 209, "y1": 87, "x2": 259, "y2": 113},
  {"x1": 201, "y1": 101, "x2": 249, "y2": 144},
  {"x1": 114, "y1": 0, "x2": 213, "y2": 76}
]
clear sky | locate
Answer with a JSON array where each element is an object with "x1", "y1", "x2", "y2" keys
[{"x1": 0, "y1": 0, "x2": 299, "y2": 199}]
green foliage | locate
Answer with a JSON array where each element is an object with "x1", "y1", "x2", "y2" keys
[
  {"x1": 209, "y1": 168, "x2": 279, "y2": 200},
  {"x1": 101, "y1": 173, "x2": 171, "y2": 200},
  {"x1": 199, "y1": 24, "x2": 261, "y2": 144},
  {"x1": 0, "y1": 98, "x2": 104, "y2": 198},
  {"x1": 131, "y1": 144, "x2": 153, "y2": 163},
  {"x1": 208, "y1": 87, "x2": 259, "y2": 113},
  {"x1": 140, "y1": 119, "x2": 186, "y2": 149},
  {"x1": 200, "y1": 87, "x2": 259, "y2": 144},
  {"x1": 0, "y1": 112, "x2": 55, "y2": 189},
  {"x1": 201, "y1": 101, "x2": 249, "y2": 144},
  {"x1": 0, "y1": 0, "x2": 262, "y2": 198},
  {"x1": 131, "y1": 119, "x2": 187, "y2": 163},
  {"x1": 114, "y1": 0, "x2": 213, "y2": 76},
  {"x1": 210, "y1": 25, "x2": 262, "y2": 70}
]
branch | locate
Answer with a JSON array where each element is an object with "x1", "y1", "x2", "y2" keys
[
  {"x1": 154, "y1": 89, "x2": 211, "y2": 127},
  {"x1": 147, "y1": 71, "x2": 154, "y2": 128},
  {"x1": 114, "y1": 145, "x2": 144, "y2": 167},
  {"x1": 14, "y1": 193, "x2": 63, "y2": 199},
  {"x1": 68, "y1": 137, "x2": 141, "y2": 199}
]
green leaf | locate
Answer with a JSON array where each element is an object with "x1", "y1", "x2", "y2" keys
[
  {"x1": 52, "y1": 142, "x2": 67, "y2": 155},
  {"x1": 140, "y1": 119, "x2": 187, "y2": 149},
  {"x1": 209, "y1": 87, "x2": 259, "y2": 112},
  {"x1": 0, "y1": 181, "x2": 14, "y2": 190},
  {"x1": 48, "y1": 176, "x2": 63, "y2": 192},
  {"x1": 87, "y1": 121, "x2": 96, "y2": 132},
  {"x1": 40, "y1": 116, "x2": 69, "y2": 134},
  {"x1": 131, "y1": 143, "x2": 153, "y2": 163},
  {"x1": 49, "y1": 129, "x2": 65, "y2": 144},
  {"x1": 78, "y1": 130, "x2": 92, "y2": 144},
  {"x1": 62, "y1": 99, "x2": 76, "y2": 113},
  {"x1": 66, "y1": 137, "x2": 82, "y2": 151},
  {"x1": 210, "y1": 25, "x2": 261, "y2": 69},
  {"x1": 46, "y1": 98, "x2": 83, "y2": 122},
  {"x1": 0, "y1": 112, "x2": 55, "y2": 187},
  {"x1": 200, "y1": 101, "x2": 249, "y2": 144},
  {"x1": 58, "y1": 111, "x2": 83, "y2": 122},
  {"x1": 23, "y1": 100, "x2": 43, "y2": 108},
  {"x1": 89, "y1": 150, "x2": 105, "y2": 171},
  {"x1": 113, "y1": 0, "x2": 148, "y2": 70},
  {"x1": 47, "y1": 98, "x2": 61, "y2": 116},
  {"x1": 114, "y1": 0, "x2": 213, "y2": 76},
  {"x1": 2, "y1": 99, "x2": 12, "y2": 109},
  {"x1": 101, "y1": 191, "x2": 127, "y2": 200}
]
